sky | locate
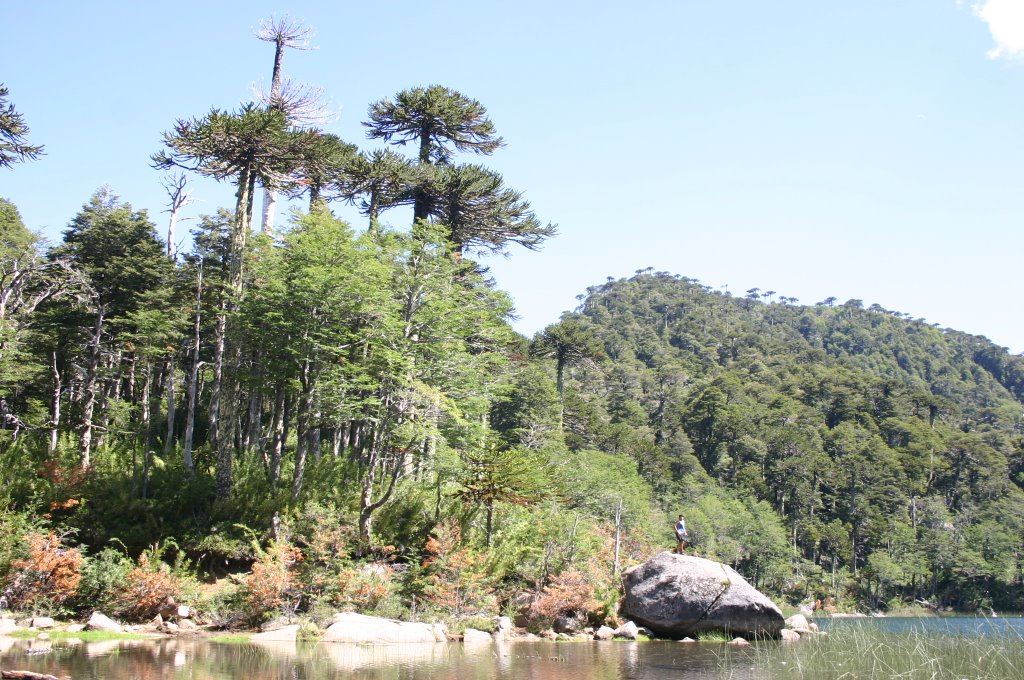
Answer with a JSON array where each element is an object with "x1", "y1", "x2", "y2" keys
[{"x1": 4, "y1": 1, "x2": 1023, "y2": 353}]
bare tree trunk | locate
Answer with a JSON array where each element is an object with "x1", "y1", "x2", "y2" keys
[
  {"x1": 291, "y1": 362, "x2": 313, "y2": 501},
  {"x1": 613, "y1": 497, "x2": 624, "y2": 576},
  {"x1": 163, "y1": 355, "x2": 176, "y2": 457},
  {"x1": 269, "y1": 382, "x2": 288, "y2": 486},
  {"x1": 261, "y1": 190, "x2": 278, "y2": 235},
  {"x1": 78, "y1": 305, "x2": 104, "y2": 468},
  {"x1": 215, "y1": 164, "x2": 255, "y2": 499},
  {"x1": 331, "y1": 426, "x2": 343, "y2": 458},
  {"x1": 310, "y1": 412, "x2": 321, "y2": 461},
  {"x1": 244, "y1": 356, "x2": 263, "y2": 452},
  {"x1": 339, "y1": 422, "x2": 351, "y2": 456},
  {"x1": 182, "y1": 262, "x2": 204, "y2": 473},
  {"x1": 208, "y1": 300, "x2": 226, "y2": 454},
  {"x1": 48, "y1": 352, "x2": 61, "y2": 454}
]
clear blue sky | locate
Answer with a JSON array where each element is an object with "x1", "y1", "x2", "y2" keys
[{"x1": 4, "y1": 1, "x2": 1023, "y2": 352}]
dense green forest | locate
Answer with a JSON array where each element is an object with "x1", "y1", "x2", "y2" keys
[{"x1": 2, "y1": 27, "x2": 1024, "y2": 627}]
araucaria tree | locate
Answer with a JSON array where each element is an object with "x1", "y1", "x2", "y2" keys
[
  {"x1": 153, "y1": 105, "x2": 304, "y2": 496},
  {"x1": 0, "y1": 84, "x2": 44, "y2": 168},
  {"x1": 364, "y1": 85, "x2": 554, "y2": 254}
]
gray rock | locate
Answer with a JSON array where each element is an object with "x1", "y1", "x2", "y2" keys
[
  {"x1": 613, "y1": 621, "x2": 640, "y2": 640},
  {"x1": 620, "y1": 552, "x2": 785, "y2": 639},
  {"x1": 251, "y1": 624, "x2": 299, "y2": 642},
  {"x1": 86, "y1": 611, "x2": 123, "y2": 633},
  {"x1": 594, "y1": 625, "x2": 615, "y2": 640},
  {"x1": 785, "y1": 614, "x2": 811, "y2": 632},
  {"x1": 492, "y1": 616, "x2": 513, "y2": 641},
  {"x1": 177, "y1": 605, "x2": 191, "y2": 619},
  {"x1": 462, "y1": 628, "x2": 493, "y2": 644},
  {"x1": 161, "y1": 621, "x2": 179, "y2": 633},
  {"x1": 323, "y1": 612, "x2": 444, "y2": 644},
  {"x1": 178, "y1": 619, "x2": 198, "y2": 631},
  {"x1": 64, "y1": 623, "x2": 85, "y2": 633},
  {"x1": 729, "y1": 637, "x2": 751, "y2": 646},
  {"x1": 780, "y1": 628, "x2": 801, "y2": 641},
  {"x1": 30, "y1": 616, "x2": 55, "y2": 629},
  {"x1": 553, "y1": 612, "x2": 587, "y2": 633},
  {"x1": 0, "y1": 618, "x2": 18, "y2": 634}
]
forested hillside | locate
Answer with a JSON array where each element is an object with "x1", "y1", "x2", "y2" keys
[{"x1": 554, "y1": 271, "x2": 1024, "y2": 611}]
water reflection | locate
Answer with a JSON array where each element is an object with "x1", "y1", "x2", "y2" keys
[{"x1": 0, "y1": 637, "x2": 780, "y2": 680}]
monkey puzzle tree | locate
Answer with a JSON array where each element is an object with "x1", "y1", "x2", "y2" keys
[
  {"x1": 531, "y1": 315, "x2": 604, "y2": 410},
  {"x1": 339, "y1": 149, "x2": 416, "y2": 232},
  {"x1": 423, "y1": 163, "x2": 555, "y2": 255},
  {"x1": 255, "y1": 15, "x2": 322, "y2": 233},
  {"x1": 283, "y1": 131, "x2": 359, "y2": 210},
  {"x1": 153, "y1": 105, "x2": 303, "y2": 497},
  {"x1": 364, "y1": 85, "x2": 504, "y2": 221},
  {"x1": 0, "y1": 84, "x2": 44, "y2": 169}
]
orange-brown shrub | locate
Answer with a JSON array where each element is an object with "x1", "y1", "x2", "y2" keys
[
  {"x1": 336, "y1": 563, "x2": 394, "y2": 612},
  {"x1": 421, "y1": 521, "x2": 496, "y2": 618},
  {"x1": 5, "y1": 533, "x2": 84, "y2": 610},
  {"x1": 534, "y1": 568, "x2": 600, "y2": 620},
  {"x1": 115, "y1": 554, "x2": 181, "y2": 621},
  {"x1": 242, "y1": 540, "x2": 303, "y2": 620}
]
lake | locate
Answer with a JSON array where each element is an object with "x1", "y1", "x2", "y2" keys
[{"x1": 2, "y1": 617, "x2": 1023, "y2": 680}]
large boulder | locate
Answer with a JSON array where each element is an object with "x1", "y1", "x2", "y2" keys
[
  {"x1": 86, "y1": 611, "x2": 124, "y2": 633},
  {"x1": 323, "y1": 612, "x2": 445, "y2": 644},
  {"x1": 620, "y1": 552, "x2": 784, "y2": 639}
]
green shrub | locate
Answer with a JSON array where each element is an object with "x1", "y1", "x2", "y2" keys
[{"x1": 71, "y1": 546, "x2": 133, "y2": 614}]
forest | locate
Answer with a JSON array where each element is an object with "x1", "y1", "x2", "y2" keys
[{"x1": 2, "y1": 19, "x2": 1024, "y2": 630}]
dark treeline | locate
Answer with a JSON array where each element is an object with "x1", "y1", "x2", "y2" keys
[{"x1": 1, "y1": 38, "x2": 1023, "y2": 626}]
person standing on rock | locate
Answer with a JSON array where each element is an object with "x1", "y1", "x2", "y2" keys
[{"x1": 674, "y1": 514, "x2": 689, "y2": 553}]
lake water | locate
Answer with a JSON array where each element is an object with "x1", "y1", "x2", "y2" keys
[{"x1": 2, "y1": 617, "x2": 1023, "y2": 680}]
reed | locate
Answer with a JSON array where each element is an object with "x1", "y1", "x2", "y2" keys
[{"x1": 763, "y1": 621, "x2": 1024, "y2": 679}]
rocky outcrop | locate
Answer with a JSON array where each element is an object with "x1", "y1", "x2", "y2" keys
[
  {"x1": 323, "y1": 612, "x2": 446, "y2": 644},
  {"x1": 620, "y1": 552, "x2": 784, "y2": 639}
]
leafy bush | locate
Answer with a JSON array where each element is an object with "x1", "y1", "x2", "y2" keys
[{"x1": 71, "y1": 546, "x2": 133, "y2": 614}]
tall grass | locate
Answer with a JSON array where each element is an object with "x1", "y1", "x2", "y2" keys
[{"x1": 763, "y1": 621, "x2": 1024, "y2": 679}]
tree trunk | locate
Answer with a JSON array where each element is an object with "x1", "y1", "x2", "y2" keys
[
  {"x1": 163, "y1": 355, "x2": 176, "y2": 457},
  {"x1": 291, "y1": 361, "x2": 314, "y2": 501},
  {"x1": 78, "y1": 304, "x2": 105, "y2": 468},
  {"x1": 208, "y1": 299, "x2": 227, "y2": 454},
  {"x1": 182, "y1": 265, "x2": 203, "y2": 474},
  {"x1": 614, "y1": 497, "x2": 623, "y2": 576},
  {"x1": 243, "y1": 355, "x2": 263, "y2": 452},
  {"x1": 269, "y1": 382, "x2": 288, "y2": 486},
  {"x1": 48, "y1": 352, "x2": 61, "y2": 454},
  {"x1": 261, "y1": 189, "x2": 278, "y2": 235}
]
